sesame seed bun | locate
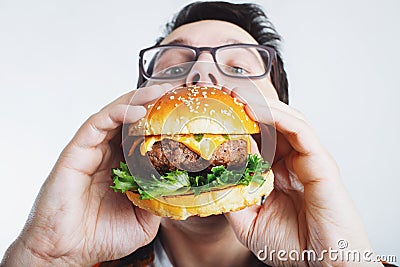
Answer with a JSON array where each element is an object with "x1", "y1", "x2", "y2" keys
[{"x1": 128, "y1": 86, "x2": 260, "y2": 136}]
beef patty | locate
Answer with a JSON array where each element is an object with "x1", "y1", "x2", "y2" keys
[{"x1": 146, "y1": 138, "x2": 248, "y2": 175}]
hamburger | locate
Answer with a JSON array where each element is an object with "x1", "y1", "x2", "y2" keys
[{"x1": 111, "y1": 86, "x2": 274, "y2": 220}]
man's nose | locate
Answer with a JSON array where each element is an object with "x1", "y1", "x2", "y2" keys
[{"x1": 186, "y1": 53, "x2": 221, "y2": 86}]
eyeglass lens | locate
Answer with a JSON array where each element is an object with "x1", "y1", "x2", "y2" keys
[{"x1": 142, "y1": 46, "x2": 270, "y2": 79}]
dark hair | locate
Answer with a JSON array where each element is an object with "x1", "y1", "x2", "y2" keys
[{"x1": 138, "y1": 1, "x2": 289, "y2": 104}]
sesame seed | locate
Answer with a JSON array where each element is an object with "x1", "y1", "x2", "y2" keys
[
  {"x1": 157, "y1": 106, "x2": 161, "y2": 110},
  {"x1": 220, "y1": 109, "x2": 232, "y2": 116},
  {"x1": 170, "y1": 96, "x2": 174, "y2": 100}
]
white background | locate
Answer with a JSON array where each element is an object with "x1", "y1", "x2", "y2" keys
[{"x1": 1, "y1": 0, "x2": 399, "y2": 263}]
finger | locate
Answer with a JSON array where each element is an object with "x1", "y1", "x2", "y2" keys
[
  {"x1": 249, "y1": 136, "x2": 261, "y2": 155},
  {"x1": 252, "y1": 101, "x2": 342, "y2": 185},
  {"x1": 73, "y1": 83, "x2": 175, "y2": 148},
  {"x1": 273, "y1": 132, "x2": 292, "y2": 164},
  {"x1": 272, "y1": 156, "x2": 304, "y2": 193},
  {"x1": 271, "y1": 159, "x2": 290, "y2": 192},
  {"x1": 246, "y1": 101, "x2": 321, "y2": 156},
  {"x1": 224, "y1": 205, "x2": 260, "y2": 244},
  {"x1": 231, "y1": 86, "x2": 265, "y2": 106},
  {"x1": 101, "y1": 83, "x2": 173, "y2": 112},
  {"x1": 58, "y1": 104, "x2": 146, "y2": 176},
  {"x1": 243, "y1": 97, "x2": 307, "y2": 124},
  {"x1": 268, "y1": 101, "x2": 308, "y2": 122},
  {"x1": 73, "y1": 104, "x2": 146, "y2": 149},
  {"x1": 133, "y1": 207, "x2": 162, "y2": 242},
  {"x1": 244, "y1": 104, "x2": 292, "y2": 163},
  {"x1": 129, "y1": 83, "x2": 173, "y2": 106}
]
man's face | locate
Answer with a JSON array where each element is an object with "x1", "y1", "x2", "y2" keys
[
  {"x1": 150, "y1": 20, "x2": 279, "y2": 225},
  {"x1": 155, "y1": 20, "x2": 279, "y2": 100}
]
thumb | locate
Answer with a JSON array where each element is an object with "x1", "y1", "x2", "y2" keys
[
  {"x1": 134, "y1": 207, "x2": 161, "y2": 235},
  {"x1": 224, "y1": 205, "x2": 260, "y2": 242},
  {"x1": 134, "y1": 206, "x2": 161, "y2": 231}
]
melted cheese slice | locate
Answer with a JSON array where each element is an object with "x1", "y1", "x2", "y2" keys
[{"x1": 140, "y1": 134, "x2": 250, "y2": 160}]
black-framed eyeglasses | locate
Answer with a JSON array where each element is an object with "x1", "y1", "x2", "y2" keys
[{"x1": 139, "y1": 43, "x2": 276, "y2": 80}]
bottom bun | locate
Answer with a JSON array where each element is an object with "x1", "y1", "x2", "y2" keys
[{"x1": 126, "y1": 170, "x2": 274, "y2": 220}]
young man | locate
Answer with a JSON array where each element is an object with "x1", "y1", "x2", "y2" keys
[{"x1": 2, "y1": 2, "x2": 391, "y2": 267}]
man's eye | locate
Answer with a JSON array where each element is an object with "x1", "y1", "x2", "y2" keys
[
  {"x1": 162, "y1": 66, "x2": 187, "y2": 76},
  {"x1": 228, "y1": 66, "x2": 248, "y2": 75}
]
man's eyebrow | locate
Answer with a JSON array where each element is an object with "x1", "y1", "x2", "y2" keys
[
  {"x1": 163, "y1": 38, "x2": 191, "y2": 45},
  {"x1": 163, "y1": 38, "x2": 246, "y2": 46},
  {"x1": 224, "y1": 39, "x2": 243, "y2": 45}
]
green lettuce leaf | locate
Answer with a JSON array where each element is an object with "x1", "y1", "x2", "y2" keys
[
  {"x1": 193, "y1": 134, "x2": 204, "y2": 142},
  {"x1": 110, "y1": 162, "x2": 139, "y2": 193},
  {"x1": 110, "y1": 154, "x2": 271, "y2": 199}
]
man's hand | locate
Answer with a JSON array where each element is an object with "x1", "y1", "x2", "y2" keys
[
  {"x1": 2, "y1": 84, "x2": 172, "y2": 266},
  {"x1": 223, "y1": 86, "x2": 382, "y2": 266}
]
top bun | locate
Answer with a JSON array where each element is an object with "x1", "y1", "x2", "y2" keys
[{"x1": 128, "y1": 86, "x2": 260, "y2": 136}]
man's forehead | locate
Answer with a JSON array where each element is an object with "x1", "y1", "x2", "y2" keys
[{"x1": 160, "y1": 20, "x2": 258, "y2": 46}]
